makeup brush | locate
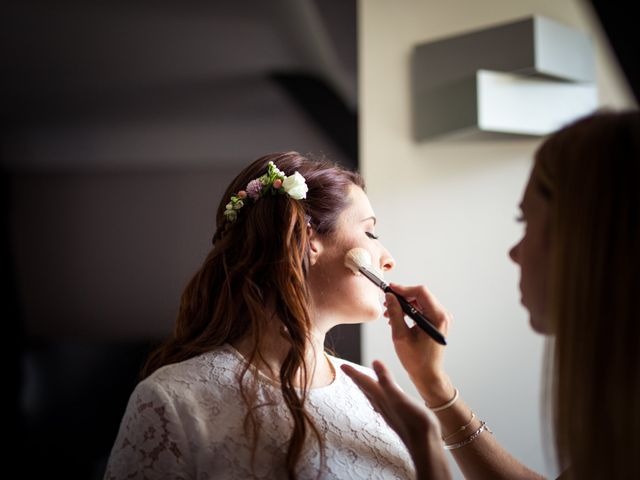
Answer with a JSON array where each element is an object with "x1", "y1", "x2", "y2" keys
[{"x1": 344, "y1": 247, "x2": 447, "y2": 346}]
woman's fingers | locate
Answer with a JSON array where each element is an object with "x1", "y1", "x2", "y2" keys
[
  {"x1": 372, "y1": 359, "x2": 398, "y2": 392},
  {"x1": 341, "y1": 364, "x2": 370, "y2": 387},
  {"x1": 343, "y1": 362, "x2": 404, "y2": 422},
  {"x1": 346, "y1": 362, "x2": 451, "y2": 480},
  {"x1": 385, "y1": 293, "x2": 412, "y2": 341},
  {"x1": 341, "y1": 364, "x2": 391, "y2": 415},
  {"x1": 343, "y1": 360, "x2": 418, "y2": 410},
  {"x1": 388, "y1": 283, "x2": 450, "y2": 335},
  {"x1": 341, "y1": 364, "x2": 383, "y2": 400}
]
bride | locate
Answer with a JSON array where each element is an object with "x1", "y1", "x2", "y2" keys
[{"x1": 104, "y1": 152, "x2": 422, "y2": 479}]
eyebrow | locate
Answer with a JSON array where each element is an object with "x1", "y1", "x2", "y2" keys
[{"x1": 361, "y1": 216, "x2": 377, "y2": 225}]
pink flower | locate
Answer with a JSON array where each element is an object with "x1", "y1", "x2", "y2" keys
[
  {"x1": 237, "y1": 190, "x2": 247, "y2": 199},
  {"x1": 246, "y1": 179, "x2": 262, "y2": 200},
  {"x1": 273, "y1": 179, "x2": 283, "y2": 189}
]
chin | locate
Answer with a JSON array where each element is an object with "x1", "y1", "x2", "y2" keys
[
  {"x1": 529, "y1": 313, "x2": 552, "y2": 335},
  {"x1": 354, "y1": 303, "x2": 383, "y2": 323},
  {"x1": 366, "y1": 303, "x2": 384, "y2": 321}
]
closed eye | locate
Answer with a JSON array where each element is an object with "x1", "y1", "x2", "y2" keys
[{"x1": 366, "y1": 232, "x2": 379, "y2": 240}]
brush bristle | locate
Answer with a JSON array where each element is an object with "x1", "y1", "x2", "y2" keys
[{"x1": 344, "y1": 247, "x2": 372, "y2": 274}]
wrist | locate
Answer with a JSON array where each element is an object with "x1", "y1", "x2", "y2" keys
[
  {"x1": 412, "y1": 374, "x2": 454, "y2": 406},
  {"x1": 407, "y1": 423, "x2": 443, "y2": 460},
  {"x1": 412, "y1": 429, "x2": 452, "y2": 480}
]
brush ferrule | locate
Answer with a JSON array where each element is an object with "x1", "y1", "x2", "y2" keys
[{"x1": 358, "y1": 266, "x2": 388, "y2": 290}]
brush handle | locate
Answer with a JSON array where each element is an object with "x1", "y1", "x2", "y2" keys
[{"x1": 384, "y1": 286, "x2": 447, "y2": 346}]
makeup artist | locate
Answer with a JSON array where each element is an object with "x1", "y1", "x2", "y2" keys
[{"x1": 342, "y1": 110, "x2": 640, "y2": 480}]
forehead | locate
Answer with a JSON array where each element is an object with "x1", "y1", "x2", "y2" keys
[
  {"x1": 522, "y1": 175, "x2": 536, "y2": 206},
  {"x1": 341, "y1": 185, "x2": 375, "y2": 223},
  {"x1": 338, "y1": 185, "x2": 374, "y2": 227},
  {"x1": 521, "y1": 171, "x2": 550, "y2": 216}
]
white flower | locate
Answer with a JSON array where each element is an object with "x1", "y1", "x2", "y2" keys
[
  {"x1": 223, "y1": 209, "x2": 237, "y2": 222},
  {"x1": 269, "y1": 161, "x2": 284, "y2": 177},
  {"x1": 282, "y1": 171, "x2": 308, "y2": 200}
]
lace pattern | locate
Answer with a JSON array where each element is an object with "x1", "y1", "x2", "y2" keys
[{"x1": 104, "y1": 345, "x2": 415, "y2": 479}]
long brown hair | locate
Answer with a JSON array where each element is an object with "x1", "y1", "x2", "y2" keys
[
  {"x1": 143, "y1": 152, "x2": 364, "y2": 479},
  {"x1": 534, "y1": 111, "x2": 640, "y2": 479}
]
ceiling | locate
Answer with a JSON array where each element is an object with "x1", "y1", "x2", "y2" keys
[{"x1": 2, "y1": 0, "x2": 357, "y2": 171}]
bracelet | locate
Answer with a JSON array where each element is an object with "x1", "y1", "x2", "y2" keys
[
  {"x1": 428, "y1": 388, "x2": 459, "y2": 412},
  {"x1": 443, "y1": 421, "x2": 492, "y2": 450},
  {"x1": 442, "y1": 411, "x2": 476, "y2": 442}
]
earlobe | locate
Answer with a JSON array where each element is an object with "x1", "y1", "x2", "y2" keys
[{"x1": 308, "y1": 225, "x2": 322, "y2": 266}]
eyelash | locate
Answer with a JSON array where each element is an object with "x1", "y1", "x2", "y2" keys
[{"x1": 366, "y1": 232, "x2": 379, "y2": 240}]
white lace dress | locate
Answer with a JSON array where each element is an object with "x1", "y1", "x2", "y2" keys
[{"x1": 104, "y1": 344, "x2": 415, "y2": 479}]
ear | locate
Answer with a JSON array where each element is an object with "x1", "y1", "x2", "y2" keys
[{"x1": 307, "y1": 224, "x2": 323, "y2": 266}]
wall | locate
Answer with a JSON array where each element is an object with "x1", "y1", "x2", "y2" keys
[
  {"x1": 11, "y1": 169, "x2": 236, "y2": 339},
  {"x1": 359, "y1": 0, "x2": 635, "y2": 477}
]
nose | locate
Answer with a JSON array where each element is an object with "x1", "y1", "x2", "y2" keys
[
  {"x1": 381, "y1": 247, "x2": 396, "y2": 272},
  {"x1": 509, "y1": 239, "x2": 521, "y2": 264}
]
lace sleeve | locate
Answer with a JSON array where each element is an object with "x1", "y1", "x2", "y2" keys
[{"x1": 104, "y1": 379, "x2": 194, "y2": 480}]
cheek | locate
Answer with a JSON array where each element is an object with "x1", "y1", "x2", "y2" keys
[
  {"x1": 520, "y1": 236, "x2": 551, "y2": 322},
  {"x1": 351, "y1": 276, "x2": 385, "y2": 310},
  {"x1": 330, "y1": 272, "x2": 384, "y2": 319},
  {"x1": 318, "y1": 235, "x2": 385, "y2": 317}
]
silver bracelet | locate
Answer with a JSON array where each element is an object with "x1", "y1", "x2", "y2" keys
[
  {"x1": 428, "y1": 388, "x2": 459, "y2": 412},
  {"x1": 443, "y1": 421, "x2": 492, "y2": 450},
  {"x1": 442, "y1": 411, "x2": 476, "y2": 442}
]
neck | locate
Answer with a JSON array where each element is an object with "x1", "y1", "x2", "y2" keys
[{"x1": 231, "y1": 320, "x2": 335, "y2": 389}]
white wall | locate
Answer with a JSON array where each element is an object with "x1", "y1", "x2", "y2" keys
[{"x1": 359, "y1": 1, "x2": 635, "y2": 478}]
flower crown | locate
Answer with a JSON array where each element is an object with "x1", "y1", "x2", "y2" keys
[{"x1": 223, "y1": 161, "x2": 309, "y2": 222}]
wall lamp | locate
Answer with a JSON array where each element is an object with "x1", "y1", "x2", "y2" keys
[{"x1": 412, "y1": 16, "x2": 598, "y2": 140}]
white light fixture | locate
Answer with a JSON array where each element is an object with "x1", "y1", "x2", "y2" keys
[{"x1": 412, "y1": 16, "x2": 598, "y2": 140}]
